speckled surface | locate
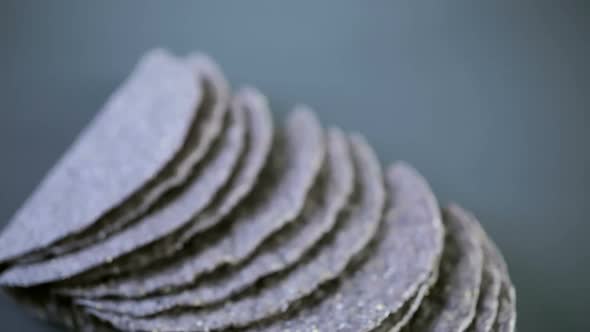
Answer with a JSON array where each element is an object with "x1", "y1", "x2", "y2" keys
[
  {"x1": 466, "y1": 237, "x2": 502, "y2": 331},
  {"x1": 0, "y1": 43, "x2": 522, "y2": 331},
  {"x1": 402, "y1": 206, "x2": 484, "y2": 332},
  {"x1": 64, "y1": 109, "x2": 324, "y2": 299},
  {"x1": 86, "y1": 133, "x2": 384, "y2": 331},
  {"x1": 0, "y1": 50, "x2": 201, "y2": 264},
  {"x1": 449, "y1": 204, "x2": 517, "y2": 332},
  {"x1": 232, "y1": 162, "x2": 444, "y2": 332},
  {"x1": 57, "y1": 87, "x2": 274, "y2": 292},
  {"x1": 379, "y1": 270, "x2": 440, "y2": 332},
  {"x1": 0, "y1": 78, "x2": 242, "y2": 287},
  {"x1": 493, "y1": 283, "x2": 516, "y2": 332},
  {"x1": 77, "y1": 127, "x2": 353, "y2": 316},
  {"x1": 35, "y1": 53, "x2": 230, "y2": 260},
  {"x1": 493, "y1": 253, "x2": 517, "y2": 332},
  {"x1": 7, "y1": 4, "x2": 590, "y2": 331}
]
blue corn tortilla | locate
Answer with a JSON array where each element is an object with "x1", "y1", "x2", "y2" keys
[
  {"x1": 0, "y1": 49, "x2": 202, "y2": 264},
  {"x1": 0, "y1": 68, "x2": 243, "y2": 287},
  {"x1": 31, "y1": 53, "x2": 230, "y2": 261},
  {"x1": 86, "y1": 134, "x2": 386, "y2": 331},
  {"x1": 448, "y1": 204, "x2": 516, "y2": 332},
  {"x1": 76, "y1": 127, "x2": 353, "y2": 316},
  {"x1": 56, "y1": 87, "x2": 274, "y2": 290},
  {"x1": 88, "y1": 162, "x2": 441, "y2": 332},
  {"x1": 64, "y1": 108, "x2": 325, "y2": 299},
  {"x1": 401, "y1": 204, "x2": 484, "y2": 332}
]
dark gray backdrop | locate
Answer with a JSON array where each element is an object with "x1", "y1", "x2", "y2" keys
[{"x1": 0, "y1": 1, "x2": 588, "y2": 331}]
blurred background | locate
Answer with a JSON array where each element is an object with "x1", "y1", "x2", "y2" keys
[{"x1": 0, "y1": 1, "x2": 588, "y2": 331}]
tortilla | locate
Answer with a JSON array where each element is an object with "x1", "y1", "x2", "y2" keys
[
  {"x1": 465, "y1": 256, "x2": 501, "y2": 332},
  {"x1": 67, "y1": 108, "x2": 324, "y2": 298},
  {"x1": 489, "y1": 248, "x2": 516, "y2": 332},
  {"x1": 247, "y1": 162, "x2": 442, "y2": 332},
  {"x1": 371, "y1": 266, "x2": 437, "y2": 332},
  {"x1": 55, "y1": 87, "x2": 273, "y2": 289},
  {"x1": 85, "y1": 134, "x2": 384, "y2": 331},
  {"x1": 88, "y1": 161, "x2": 443, "y2": 332},
  {"x1": 489, "y1": 246, "x2": 517, "y2": 332},
  {"x1": 0, "y1": 49, "x2": 201, "y2": 264},
  {"x1": 179, "y1": 87, "x2": 274, "y2": 242},
  {"x1": 493, "y1": 283, "x2": 516, "y2": 332},
  {"x1": 448, "y1": 204, "x2": 516, "y2": 332},
  {"x1": 402, "y1": 205, "x2": 484, "y2": 332},
  {"x1": 77, "y1": 127, "x2": 354, "y2": 316},
  {"x1": 0, "y1": 90, "x2": 245, "y2": 287},
  {"x1": 34, "y1": 53, "x2": 230, "y2": 260},
  {"x1": 383, "y1": 270, "x2": 440, "y2": 332},
  {"x1": 466, "y1": 241, "x2": 502, "y2": 331}
]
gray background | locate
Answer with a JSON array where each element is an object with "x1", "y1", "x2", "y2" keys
[{"x1": 0, "y1": 1, "x2": 588, "y2": 331}]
